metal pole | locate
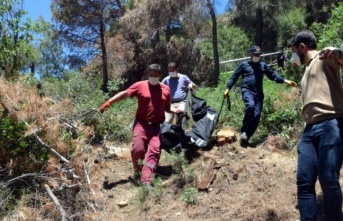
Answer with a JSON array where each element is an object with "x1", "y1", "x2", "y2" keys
[{"x1": 219, "y1": 52, "x2": 280, "y2": 64}]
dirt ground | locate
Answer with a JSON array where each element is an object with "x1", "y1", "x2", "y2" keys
[{"x1": 72, "y1": 138, "x2": 303, "y2": 221}]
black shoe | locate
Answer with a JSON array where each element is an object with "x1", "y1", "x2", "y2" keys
[{"x1": 240, "y1": 139, "x2": 248, "y2": 148}]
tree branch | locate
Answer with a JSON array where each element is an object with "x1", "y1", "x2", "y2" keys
[
  {"x1": 4, "y1": 173, "x2": 39, "y2": 186},
  {"x1": 44, "y1": 184, "x2": 67, "y2": 221},
  {"x1": 32, "y1": 132, "x2": 69, "y2": 164}
]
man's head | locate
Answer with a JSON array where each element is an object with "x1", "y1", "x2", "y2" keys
[
  {"x1": 148, "y1": 64, "x2": 162, "y2": 76},
  {"x1": 291, "y1": 30, "x2": 317, "y2": 65},
  {"x1": 292, "y1": 30, "x2": 317, "y2": 49},
  {"x1": 249, "y1": 45, "x2": 263, "y2": 63},
  {"x1": 147, "y1": 64, "x2": 162, "y2": 85},
  {"x1": 168, "y1": 62, "x2": 178, "y2": 78}
]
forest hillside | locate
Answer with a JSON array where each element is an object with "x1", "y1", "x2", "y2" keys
[
  {"x1": 1, "y1": 1, "x2": 343, "y2": 220},
  {"x1": 0, "y1": 75, "x2": 335, "y2": 221}
]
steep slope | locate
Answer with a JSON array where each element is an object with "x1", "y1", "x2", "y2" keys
[{"x1": 0, "y1": 78, "x2": 332, "y2": 221}]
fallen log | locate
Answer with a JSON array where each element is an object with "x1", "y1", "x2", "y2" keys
[{"x1": 197, "y1": 159, "x2": 216, "y2": 191}]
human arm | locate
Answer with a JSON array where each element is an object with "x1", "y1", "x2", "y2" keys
[
  {"x1": 224, "y1": 63, "x2": 244, "y2": 98},
  {"x1": 263, "y1": 62, "x2": 297, "y2": 86},
  {"x1": 319, "y1": 48, "x2": 343, "y2": 65},
  {"x1": 261, "y1": 62, "x2": 293, "y2": 86},
  {"x1": 99, "y1": 91, "x2": 129, "y2": 113},
  {"x1": 188, "y1": 82, "x2": 197, "y2": 90},
  {"x1": 183, "y1": 75, "x2": 197, "y2": 90}
]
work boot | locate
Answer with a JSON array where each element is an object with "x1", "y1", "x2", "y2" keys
[
  {"x1": 240, "y1": 132, "x2": 248, "y2": 148},
  {"x1": 240, "y1": 139, "x2": 248, "y2": 148}
]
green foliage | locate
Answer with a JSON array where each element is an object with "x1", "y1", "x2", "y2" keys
[
  {"x1": 311, "y1": 3, "x2": 343, "y2": 49},
  {"x1": 255, "y1": 79, "x2": 302, "y2": 145},
  {"x1": 44, "y1": 71, "x2": 100, "y2": 109},
  {"x1": 195, "y1": 71, "x2": 244, "y2": 130},
  {"x1": 0, "y1": 116, "x2": 50, "y2": 173},
  {"x1": 0, "y1": 0, "x2": 49, "y2": 79},
  {"x1": 43, "y1": 72, "x2": 132, "y2": 142},
  {"x1": 137, "y1": 177, "x2": 163, "y2": 204},
  {"x1": 95, "y1": 99, "x2": 136, "y2": 143},
  {"x1": 151, "y1": 178, "x2": 163, "y2": 200},
  {"x1": 0, "y1": 185, "x2": 29, "y2": 216},
  {"x1": 164, "y1": 151, "x2": 194, "y2": 186},
  {"x1": 282, "y1": 58, "x2": 304, "y2": 84},
  {"x1": 182, "y1": 187, "x2": 198, "y2": 205},
  {"x1": 126, "y1": 0, "x2": 135, "y2": 10},
  {"x1": 0, "y1": 117, "x2": 28, "y2": 151},
  {"x1": 276, "y1": 8, "x2": 307, "y2": 47},
  {"x1": 200, "y1": 24, "x2": 252, "y2": 71},
  {"x1": 107, "y1": 78, "x2": 125, "y2": 92}
]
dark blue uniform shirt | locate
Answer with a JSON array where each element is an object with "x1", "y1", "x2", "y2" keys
[{"x1": 226, "y1": 60, "x2": 285, "y2": 94}]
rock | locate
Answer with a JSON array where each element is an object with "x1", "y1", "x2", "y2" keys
[{"x1": 118, "y1": 200, "x2": 128, "y2": 207}]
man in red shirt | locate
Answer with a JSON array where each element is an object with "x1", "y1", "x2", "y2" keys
[{"x1": 99, "y1": 64, "x2": 179, "y2": 189}]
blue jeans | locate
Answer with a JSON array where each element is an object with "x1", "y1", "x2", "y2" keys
[{"x1": 297, "y1": 118, "x2": 343, "y2": 221}]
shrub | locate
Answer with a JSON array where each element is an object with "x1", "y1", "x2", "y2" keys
[
  {"x1": 182, "y1": 187, "x2": 198, "y2": 205},
  {"x1": 42, "y1": 72, "x2": 133, "y2": 143},
  {"x1": 0, "y1": 116, "x2": 49, "y2": 175}
]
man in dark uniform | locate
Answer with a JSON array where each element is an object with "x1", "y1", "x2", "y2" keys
[{"x1": 223, "y1": 45, "x2": 297, "y2": 147}]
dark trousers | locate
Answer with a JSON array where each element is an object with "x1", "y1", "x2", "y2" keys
[
  {"x1": 241, "y1": 90, "x2": 263, "y2": 140},
  {"x1": 297, "y1": 118, "x2": 343, "y2": 221}
]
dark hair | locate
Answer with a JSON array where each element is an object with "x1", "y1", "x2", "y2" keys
[
  {"x1": 287, "y1": 37, "x2": 295, "y2": 48},
  {"x1": 148, "y1": 64, "x2": 161, "y2": 73},
  {"x1": 292, "y1": 30, "x2": 317, "y2": 49},
  {"x1": 168, "y1": 62, "x2": 178, "y2": 69}
]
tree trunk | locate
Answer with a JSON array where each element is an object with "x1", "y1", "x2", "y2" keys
[
  {"x1": 165, "y1": 22, "x2": 171, "y2": 43},
  {"x1": 207, "y1": 0, "x2": 219, "y2": 86},
  {"x1": 100, "y1": 20, "x2": 109, "y2": 93},
  {"x1": 254, "y1": 8, "x2": 263, "y2": 46}
]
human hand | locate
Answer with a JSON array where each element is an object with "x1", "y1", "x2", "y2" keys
[
  {"x1": 284, "y1": 80, "x2": 297, "y2": 87},
  {"x1": 319, "y1": 49, "x2": 343, "y2": 60},
  {"x1": 99, "y1": 101, "x2": 111, "y2": 113},
  {"x1": 175, "y1": 108, "x2": 182, "y2": 114},
  {"x1": 188, "y1": 83, "x2": 193, "y2": 89},
  {"x1": 223, "y1": 89, "x2": 230, "y2": 98}
]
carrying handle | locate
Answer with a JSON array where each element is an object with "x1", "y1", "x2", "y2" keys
[{"x1": 176, "y1": 111, "x2": 189, "y2": 126}]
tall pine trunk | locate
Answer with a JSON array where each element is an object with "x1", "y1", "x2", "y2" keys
[
  {"x1": 100, "y1": 19, "x2": 109, "y2": 93},
  {"x1": 254, "y1": 8, "x2": 263, "y2": 46},
  {"x1": 207, "y1": 0, "x2": 219, "y2": 86}
]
